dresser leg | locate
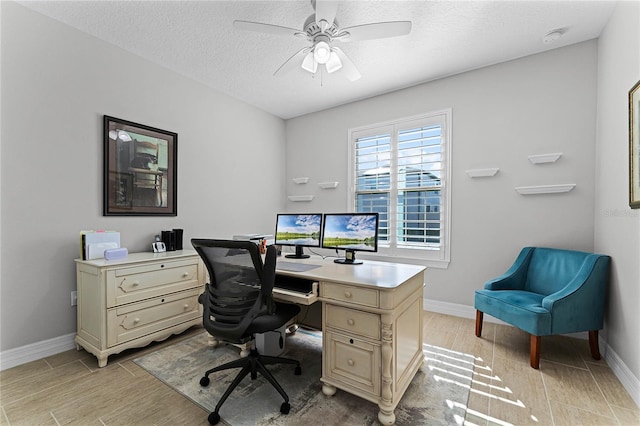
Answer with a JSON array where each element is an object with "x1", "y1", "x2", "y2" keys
[
  {"x1": 98, "y1": 356, "x2": 108, "y2": 368},
  {"x1": 322, "y1": 383, "x2": 337, "y2": 396},
  {"x1": 377, "y1": 407, "x2": 396, "y2": 425}
]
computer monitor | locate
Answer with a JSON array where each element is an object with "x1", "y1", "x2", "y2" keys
[
  {"x1": 274, "y1": 213, "x2": 323, "y2": 259},
  {"x1": 321, "y1": 213, "x2": 379, "y2": 264}
]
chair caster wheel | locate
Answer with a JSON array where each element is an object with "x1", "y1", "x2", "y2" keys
[
  {"x1": 280, "y1": 402, "x2": 290, "y2": 414},
  {"x1": 207, "y1": 411, "x2": 220, "y2": 425},
  {"x1": 200, "y1": 376, "x2": 210, "y2": 387},
  {"x1": 294, "y1": 365, "x2": 302, "y2": 375}
]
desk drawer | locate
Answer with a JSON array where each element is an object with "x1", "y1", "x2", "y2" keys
[
  {"x1": 325, "y1": 304, "x2": 380, "y2": 340},
  {"x1": 321, "y1": 282, "x2": 379, "y2": 308},
  {"x1": 107, "y1": 259, "x2": 201, "y2": 307},
  {"x1": 324, "y1": 330, "x2": 380, "y2": 397},
  {"x1": 106, "y1": 288, "x2": 200, "y2": 347}
]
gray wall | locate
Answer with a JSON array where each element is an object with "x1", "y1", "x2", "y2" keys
[
  {"x1": 285, "y1": 41, "x2": 598, "y2": 308},
  {"x1": 595, "y1": 1, "x2": 640, "y2": 382},
  {"x1": 0, "y1": 2, "x2": 286, "y2": 351}
]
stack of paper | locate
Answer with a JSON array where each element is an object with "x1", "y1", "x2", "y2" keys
[{"x1": 80, "y1": 231, "x2": 120, "y2": 260}]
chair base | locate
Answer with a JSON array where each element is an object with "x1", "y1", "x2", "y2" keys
[
  {"x1": 475, "y1": 310, "x2": 602, "y2": 369},
  {"x1": 200, "y1": 348, "x2": 302, "y2": 425}
]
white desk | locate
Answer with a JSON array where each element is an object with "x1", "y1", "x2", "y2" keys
[{"x1": 273, "y1": 256, "x2": 425, "y2": 426}]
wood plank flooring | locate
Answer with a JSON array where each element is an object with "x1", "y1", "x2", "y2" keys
[{"x1": 1, "y1": 312, "x2": 638, "y2": 425}]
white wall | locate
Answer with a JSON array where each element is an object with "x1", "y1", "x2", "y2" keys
[
  {"x1": 595, "y1": 1, "x2": 640, "y2": 385},
  {"x1": 0, "y1": 2, "x2": 286, "y2": 351},
  {"x1": 286, "y1": 41, "x2": 598, "y2": 308}
]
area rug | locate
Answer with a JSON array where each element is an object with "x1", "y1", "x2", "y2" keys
[{"x1": 134, "y1": 329, "x2": 473, "y2": 425}]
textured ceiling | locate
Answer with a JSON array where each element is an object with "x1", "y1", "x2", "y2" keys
[{"x1": 19, "y1": 0, "x2": 617, "y2": 119}]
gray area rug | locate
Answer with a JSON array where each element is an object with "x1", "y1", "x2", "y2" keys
[{"x1": 134, "y1": 329, "x2": 472, "y2": 425}]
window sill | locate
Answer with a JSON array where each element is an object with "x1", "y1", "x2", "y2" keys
[{"x1": 356, "y1": 251, "x2": 450, "y2": 269}]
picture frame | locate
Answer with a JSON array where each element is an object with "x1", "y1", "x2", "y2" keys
[
  {"x1": 630, "y1": 80, "x2": 640, "y2": 208},
  {"x1": 103, "y1": 115, "x2": 177, "y2": 216}
]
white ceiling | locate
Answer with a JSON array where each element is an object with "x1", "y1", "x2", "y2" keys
[{"x1": 19, "y1": 0, "x2": 617, "y2": 119}]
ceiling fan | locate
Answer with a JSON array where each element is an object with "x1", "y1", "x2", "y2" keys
[{"x1": 233, "y1": 0, "x2": 412, "y2": 81}]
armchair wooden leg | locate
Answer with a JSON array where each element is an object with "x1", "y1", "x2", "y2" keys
[
  {"x1": 475, "y1": 311, "x2": 483, "y2": 337},
  {"x1": 589, "y1": 330, "x2": 601, "y2": 360},
  {"x1": 530, "y1": 335, "x2": 541, "y2": 369}
]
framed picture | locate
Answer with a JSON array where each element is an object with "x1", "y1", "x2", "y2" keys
[
  {"x1": 630, "y1": 80, "x2": 640, "y2": 209},
  {"x1": 104, "y1": 115, "x2": 177, "y2": 216}
]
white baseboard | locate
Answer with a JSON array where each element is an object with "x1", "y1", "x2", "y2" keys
[
  {"x1": 0, "y1": 333, "x2": 76, "y2": 371},
  {"x1": 604, "y1": 340, "x2": 640, "y2": 407},
  {"x1": 422, "y1": 297, "x2": 640, "y2": 407}
]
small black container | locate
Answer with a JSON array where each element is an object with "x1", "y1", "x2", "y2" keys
[
  {"x1": 173, "y1": 229, "x2": 184, "y2": 250},
  {"x1": 161, "y1": 230, "x2": 176, "y2": 251}
]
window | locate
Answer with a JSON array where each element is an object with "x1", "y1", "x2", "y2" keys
[{"x1": 349, "y1": 110, "x2": 451, "y2": 267}]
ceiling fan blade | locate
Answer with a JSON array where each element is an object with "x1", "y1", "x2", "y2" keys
[
  {"x1": 314, "y1": 0, "x2": 338, "y2": 32},
  {"x1": 332, "y1": 47, "x2": 361, "y2": 81},
  {"x1": 338, "y1": 21, "x2": 412, "y2": 42},
  {"x1": 274, "y1": 46, "x2": 313, "y2": 76},
  {"x1": 234, "y1": 20, "x2": 304, "y2": 38}
]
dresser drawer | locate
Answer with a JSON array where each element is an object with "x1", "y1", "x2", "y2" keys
[
  {"x1": 321, "y1": 282, "x2": 379, "y2": 308},
  {"x1": 324, "y1": 330, "x2": 380, "y2": 396},
  {"x1": 106, "y1": 259, "x2": 201, "y2": 307},
  {"x1": 325, "y1": 304, "x2": 380, "y2": 340},
  {"x1": 106, "y1": 288, "x2": 200, "y2": 347}
]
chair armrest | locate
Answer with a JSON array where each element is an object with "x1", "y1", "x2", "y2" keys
[
  {"x1": 542, "y1": 255, "x2": 610, "y2": 312},
  {"x1": 484, "y1": 247, "x2": 534, "y2": 291}
]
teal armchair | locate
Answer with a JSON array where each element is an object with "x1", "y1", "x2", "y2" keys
[{"x1": 474, "y1": 247, "x2": 611, "y2": 368}]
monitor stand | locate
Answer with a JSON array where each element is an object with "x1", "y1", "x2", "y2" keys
[
  {"x1": 285, "y1": 245, "x2": 310, "y2": 259},
  {"x1": 334, "y1": 249, "x2": 363, "y2": 265}
]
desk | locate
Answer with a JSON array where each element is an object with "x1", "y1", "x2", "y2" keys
[{"x1": 274, "y1": 256, "x2": 425, "y2": 426}]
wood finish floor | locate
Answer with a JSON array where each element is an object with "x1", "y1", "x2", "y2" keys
[{"x1": 1, "y1": 312, "x2": 638, "y2": 425}]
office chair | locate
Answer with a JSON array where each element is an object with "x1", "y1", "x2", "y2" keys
[{"x1": 191, "y1": 239, "x2": 302, "y2": 425}]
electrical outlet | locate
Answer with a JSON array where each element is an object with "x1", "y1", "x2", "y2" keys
[{"x1": 71, "y1": 291, "x2": 77, "y2": 306}]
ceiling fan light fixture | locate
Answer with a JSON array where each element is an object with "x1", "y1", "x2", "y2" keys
[
  {"x1": 325, "y1": 51, "x2": 342, "y2": 73},
  {"x1": 301, "y1": 51, "x2": 318, "y2": 73},
  {"x1": 313, "y1": 41, "x2": 331, "y2": 64}
]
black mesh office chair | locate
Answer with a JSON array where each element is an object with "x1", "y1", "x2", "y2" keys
[{"x1": 191, "y1": 239, "x2": 302, "y2": 426}]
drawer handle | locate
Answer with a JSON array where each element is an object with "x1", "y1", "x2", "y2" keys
[
  {"x1": 347, "y1": 319, "x2": 355, "y2": 326},
  {"x1": 344, "y1": 291, "x2": 352, "y2": 298},
  {"x1": 131, "y1": 281, "x2": 140, "y2": 287},
  {"x1": 348, "y1": 359, "x2": 355, "y2": 366},
  {"x1": 133, "y1": 317, "x2": 140, "y2": 324},
  {"x1": 183, "y1": 304, "x2": 189, "y2": 309},
  {"x1": 182, "y1": 272, "x2": 190, "y2": 278}
]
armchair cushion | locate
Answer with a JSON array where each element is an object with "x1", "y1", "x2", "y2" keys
[{"x1": 475, "y1": 289, "x2": 550, "y2": 335}]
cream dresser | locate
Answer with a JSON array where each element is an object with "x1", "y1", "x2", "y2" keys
[{"x1": 75, "y1": 250, "x2": 205, "y2": 367}]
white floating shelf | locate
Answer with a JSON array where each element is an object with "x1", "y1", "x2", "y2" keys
[
  {"x1": 465, "y1": 168, "x2": 499, "y2": 178},
  {"x1": 292, "y1": 177, "x2": 309, "y2": 184},
  {"x1": 515, "y1": 184, "x2": 576, "y2": 195},
  {"x1": 318, "y1": 181, "x2": 339, "y2": 189},
  {"x1": 287, "y1": 195, "x2": 314, "y2": 202},
  {"x1": 528, "y1": 153, "x2": 562, "y2": 164}
]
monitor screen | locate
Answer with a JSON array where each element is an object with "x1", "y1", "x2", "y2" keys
[
  {"x1": 322, "y1": 213, "x2": 379, "y2": 264},
  {"x1": 275, "y1": 213, "x2": 322, "y2": 258}
]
